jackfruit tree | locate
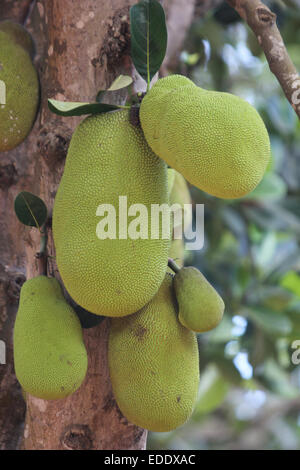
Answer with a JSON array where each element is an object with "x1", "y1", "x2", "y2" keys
[
  {"x1": 1, "y1": 0, "x2": 299, "y2": 454},
  {"x1": 0, "y1": 0, "x2": 197, "y2": 451}
]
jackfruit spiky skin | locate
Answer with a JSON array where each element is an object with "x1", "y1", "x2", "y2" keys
[
  {"x1": 53, "y1": 110, "x2": 170, "y2": 317},
  {"x1": 174, "y1": 267, "x2": 224, "y2": 333},
  {"x1": 140, "y1": 74, "x2": 270, "y2": 199},
  {"x1": 13, "y1": 276, "x2": 88, "y2": 400},
  {"x1": 0, "y1": 31, "x2": 39, "y2": 152},
  {"x1": 109, "y1": 273, "x2": 199, "y2": 432},
  {"x1": 0, "y1": 21, "x2": 35, "y2": 58}
]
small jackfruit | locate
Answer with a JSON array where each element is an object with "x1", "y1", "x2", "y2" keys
[
  {"x1": 53, "y1": 110, "x2": 170, "y2": 317},
  {"x1": 0, "y1": 21, "x2": 35, "y2": 58},
  {"x1": 109, "y1": 273, "x2": 199, "y2": 432},
  {"x1": 13, "y1": 276, "x2": 88, "y2": 400},
  {"x1": 140, "y1": 74, "x2": 270, "y2": 199},
  {"x1": 0, "y1": 31, "x2": 39, "y2": 152},
  {"x1": 174, "y1": 267, "x2": 224, "y2": 333}
]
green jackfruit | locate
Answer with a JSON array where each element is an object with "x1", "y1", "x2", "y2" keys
[
  {"x1": 167, "y1": 169, "x2": 191, "y2": 271},
  {"x1": 168, "y1": 168, "x2": 192, "y2": 233},
  {"x1": 140, "y1": 74, "x2": 270, "y2": 199},
  {"x1": 14, "y1": 276, "x2": 88, "y2": 400},
  {"x1": 168, "y1": 169, "x2": 192, "y2": 209},
  {"x1": 174, "y1": 267, "x2": 224, "y2": 333},
  {"x1": 53, "y1": 110, "x2": 170, "y2": 317},
  {"x1": 168, "y1": 238, "x2": 185, "y2": 270},
  {"x1": 0, "y1": 31, "x2": 39, "y2": 152},
  {"x1": 0, "y1": 21, "x2": 35, "y2": 58},
  {"x1": 109, "y1": 273, "x2": 199, "y2": 432}
]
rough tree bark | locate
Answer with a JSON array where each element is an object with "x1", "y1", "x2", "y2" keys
[{"x1": 0, "y1": 0, "x2": 197, "y2": 451}]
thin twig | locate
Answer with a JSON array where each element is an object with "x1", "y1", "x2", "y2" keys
[{"x1": 227, "y1": 0, "x2": 300, "y2": 119}]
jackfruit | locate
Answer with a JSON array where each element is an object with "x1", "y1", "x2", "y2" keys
[
  {"x1": 168, "y1": 168, "x2": 192, "y2": 233},
  {"x1": 167, "y1": 169, "x2": 192, "y2": 271},
  {"x1": 53, "y1": 109, "x2": 170, "y2": 317},
  {"x1": 140, "y1": 74, "x2": 270, "y2": 199},
  {"x1": 0, "y1": 31, "x2": 39, "y2": 152},
  {"x1": 168, "y1": 238, "x2": 185, "y2": 269},
  {"x1": 174, "y1": 267, "x2": 224, "y2": 333},
  {"x1": 109, "y1": 273, "x2": 199, "y2": 432},
  {"x1": 13, "y1": 276, "x2": 88, "y2": 400},
  {"x1": 0, "y1": 21, "x2": 35, "y2": 58}
]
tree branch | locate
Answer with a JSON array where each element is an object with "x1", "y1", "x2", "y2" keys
[{"x1": 227, "y1": 0, "x2": 300, "y2": 119}]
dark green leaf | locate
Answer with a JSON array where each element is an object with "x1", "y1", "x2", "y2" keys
[
  {"x1": 48, "y1": 99, "x2": 121, "y2": 116},
  {"x1": 130, "y1": 0, "x2": 167, "y2": 84},
  {"x1": 74, "y1": 305, "x2": 105, "y2": 329},
  {"x1": 14, "y1": 192, "x2": 47, "y2": 228}
]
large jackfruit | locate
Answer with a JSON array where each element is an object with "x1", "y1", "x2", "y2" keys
[
  {"x1": 14, "y1": 276, "x2": 88, "y2": 400},
  {"x1": 109, "y1": 274, "x2": 199, "y2": 432},
  {"x1": 140, "y1": 75, "x2": 270, "y2": 199},
  {"x1": 0, "y1": 21, "x2": 35, "y2": 58},
  {"x1": 0, "y1": 31, "x2": 39, "y2": 152},
  {"x1": 53, "y1": 110, "x2": 170, "y2": 317}
]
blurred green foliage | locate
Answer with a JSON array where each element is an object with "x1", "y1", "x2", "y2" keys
[{"x1": 149, "y1": 0, "x2": 300, "y2": 450}]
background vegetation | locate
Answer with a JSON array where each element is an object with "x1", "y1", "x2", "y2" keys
[{"x1": 149, "y1": 0, "x2": 300, "y2": 450}]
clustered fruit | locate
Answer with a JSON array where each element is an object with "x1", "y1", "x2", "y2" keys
[{"x1": 13, "y1": 58, "x2": 270, "y2": 429}]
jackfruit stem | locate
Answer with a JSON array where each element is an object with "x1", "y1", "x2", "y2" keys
[
  {"x1": 168, "y1": 258, "x2": 181, "y2": 274},
  {"x1": 36, "y1": 232, "x2": 48, "y2": 276}
]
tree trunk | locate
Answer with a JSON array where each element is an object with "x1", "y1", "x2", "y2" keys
[{"x1": 0, "y1": 0, "x2": 199, "y2": 450}]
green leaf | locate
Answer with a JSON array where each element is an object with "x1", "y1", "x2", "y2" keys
[
  {"x1": 48, "y1": 99, "x2": 121, "y2": 117},
  {"x1": 245, "y1": 172, "x2": 287, "y2": 201},
  {"x1": 96, "y1": 75, "x2": 133, "y2": 102},
  {"x1": 130, "y1": 0, "x2": 167, "y2": 86},
  {"x1": 107, "y1": 75, "x2": 133, "y2": 91},
  {"x1": 281, "y1": 271, "x2": 300, "y2": 297},
  {"x1": 14, "y1": 192, "x2": 47, "y2": 229},
  {"x1": 194, "y1": 364, "x2": 229, "y2": 415},
  {"x1": 245, "y1": 306, "x2": 292, "y2": 337},
  {"x1": 258, "y1": 359, "x2": 298, "y2": 398}
]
